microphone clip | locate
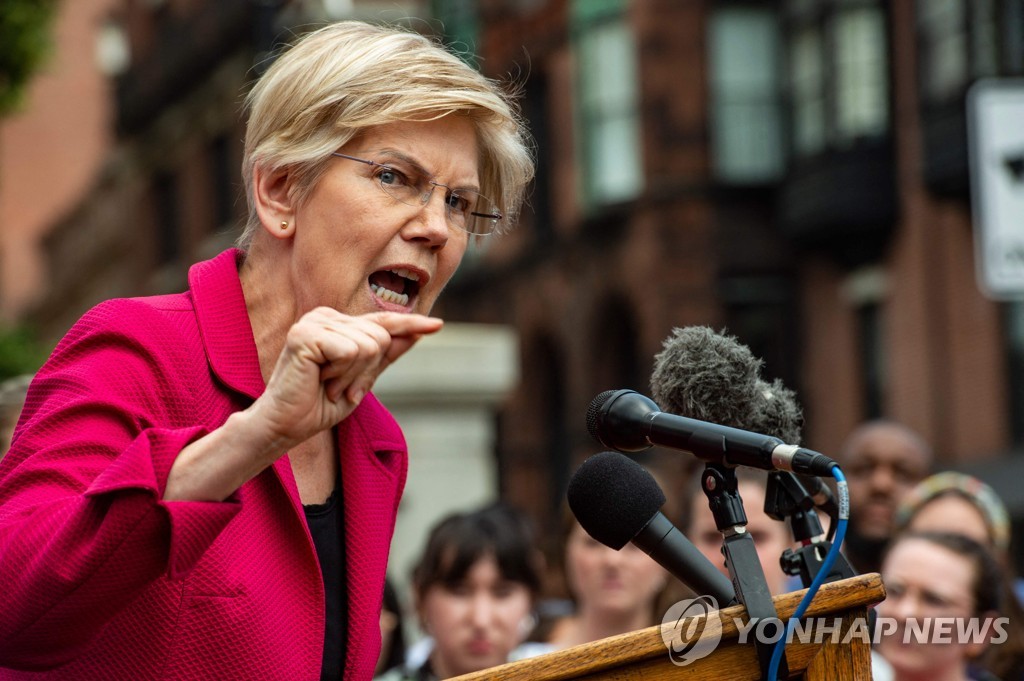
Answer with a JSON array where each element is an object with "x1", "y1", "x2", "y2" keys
[
  {"x1": 701, "y1": 463, "x2": 789, "y2": 680},
  {"x1": 763, "y1": 471, "x2": 858, "y2": 587}
]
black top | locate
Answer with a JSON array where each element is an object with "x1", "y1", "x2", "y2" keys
[{"x1": 304, "y1": 477, "x2": 346, "y2": 681}]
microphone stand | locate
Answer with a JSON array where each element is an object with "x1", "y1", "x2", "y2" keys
[
  {"x1": 701, "y1": 463, "x2": 788, "y2": 680},
  {"x1": 763, "y1": 471, "x2": 857, "y2": 587}
]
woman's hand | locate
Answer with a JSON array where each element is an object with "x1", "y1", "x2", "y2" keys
[
  {"x1": 253, "y1": 308, "x2": 442, "y2": 451},
  {"x1": 163, "y1": 309, "x2": 442, "y2": 501}
]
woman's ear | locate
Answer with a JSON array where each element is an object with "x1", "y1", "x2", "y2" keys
[{"x1": 252, "y1": 163, "x2": 296, "y2": 239}]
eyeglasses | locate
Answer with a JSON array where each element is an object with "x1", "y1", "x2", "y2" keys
[{"x1": 331, "y1": 152, "x2": 502, "y2": 236}]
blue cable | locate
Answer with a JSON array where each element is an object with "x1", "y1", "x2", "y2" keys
[{"x1": 766, "y1": 466, "x2": 849, "y2": 680}]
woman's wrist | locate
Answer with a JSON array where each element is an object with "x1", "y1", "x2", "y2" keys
[{"x1": 163, "y1": 408, "x2": 288, "y2": 502}]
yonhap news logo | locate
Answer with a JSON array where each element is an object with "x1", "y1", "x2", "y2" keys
[
  {"x1": 660, "y1": 595, "x2": 1010, "y2": 666},
  {"x1": 659, "y1": 596, "x2": 723, "y2": 666}
]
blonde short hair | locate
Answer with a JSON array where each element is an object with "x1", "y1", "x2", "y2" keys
[{"x1": 239, "y1": 21, "x2": 534, "y2": 248}]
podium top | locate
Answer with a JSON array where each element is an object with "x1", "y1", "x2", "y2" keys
[{"x1": 449, "y1": 573, "x2": 885, "y2": 681}]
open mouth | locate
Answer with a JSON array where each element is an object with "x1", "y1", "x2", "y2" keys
[{"x1": 369, "y1": 267, "x2": 421, "y2": 307}]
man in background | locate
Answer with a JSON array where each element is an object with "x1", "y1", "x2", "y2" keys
[{"x1": 838, "y1": 420, "x2": 933, "y2": 574}]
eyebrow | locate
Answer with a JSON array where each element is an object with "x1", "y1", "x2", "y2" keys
[{"x1": 373, "y1": 148, "x2": 481, "y2": 193}]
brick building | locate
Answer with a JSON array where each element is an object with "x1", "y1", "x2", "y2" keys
[
  {"x1": 438, "y1": 0, "x2": 1024, "y2": 540},
  {"x1": 5, "y1": 0, "x2": 1024, "y2": 553}
]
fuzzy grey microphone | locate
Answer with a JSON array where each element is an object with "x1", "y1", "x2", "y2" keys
[
  {"x1": 650, "y1": 326, "x2": 803, "y2": 444},
  {"x1": 586, "y1": 328, "x2": 838, "y2": 477},
  {"x1": 649, "y1": 326, "x2": 836, "y2": 512}
]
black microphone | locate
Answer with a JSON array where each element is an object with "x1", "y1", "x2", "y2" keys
[
  {"x1": 567, "y1": 450, "x2": 737, "y2": 605},
  {"x1": 649, "y1": 325, "x2": 838, "y2": 515},
  {"x1": 586, "y1": 389, "x2": 837, "y2": 477}
]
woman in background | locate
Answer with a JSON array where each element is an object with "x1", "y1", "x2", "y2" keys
[
  {"x1": 893, "y1": 472, "x2": 1024, "y2": 680},
  {"x1": 684, "y1": 467, "x2": 794, "y2": 596},
  {"x1": 875, "y1": 531, "x2": 1006, "y2": 681},
  {"x1": 378, "y1": 503, "x2": 546, "y2": 680},
  {"x1": 545, "y1": 510, "x2": 669, "y2": 649},
  {"x1": 376, "y1": 577, "x2": 408, "y2": 676}
]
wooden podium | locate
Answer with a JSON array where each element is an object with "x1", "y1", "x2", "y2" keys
[{"x1": 450, "y1": 573, "x2": 885, "y2": 680}]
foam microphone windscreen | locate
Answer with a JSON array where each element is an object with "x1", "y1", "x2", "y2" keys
[
  {"x1": 650, "y1": 326, "x2": 803, "y2": 444},
  {"x1": 749, "y1": 377, "x2": 803, "y2": 446},
  {"x1": 567, "y1": 451, "x2": 665, "y2": 550}
]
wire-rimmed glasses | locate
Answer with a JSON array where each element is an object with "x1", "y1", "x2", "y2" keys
[{"x1": 332, "y1": 152, "x2": 502, "y2": 236}]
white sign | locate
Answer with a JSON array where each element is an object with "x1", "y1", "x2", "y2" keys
[{"x1": 968, "y1": 79, "x2": 1024, "y2": 300}]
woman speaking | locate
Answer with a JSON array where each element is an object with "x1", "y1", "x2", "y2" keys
[{"x1": 0, "y1": 20, "x2": 533, "y2": 680}]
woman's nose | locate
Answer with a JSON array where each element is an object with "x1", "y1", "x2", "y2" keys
[
  {"x1": 404, "y1": 189, "x2": 451, "y2": 247},
  {"x1": 468, "y1": 594, "x2": 496, "y2": 627},
  {"x1": 886, "y1": 593, "x2": 920, "y2": 621}
]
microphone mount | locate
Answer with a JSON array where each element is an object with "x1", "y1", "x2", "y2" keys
[
  {"x1": 701, "y1": 463, "x2": 789, "y2": 680},
  {"x1": 764, "y1": 471, "x2": 858, "y2": 588}
]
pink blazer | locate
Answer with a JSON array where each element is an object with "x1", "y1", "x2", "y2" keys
[{"x1": 0, "y1": 249, "x2": 408, "y2": 680}]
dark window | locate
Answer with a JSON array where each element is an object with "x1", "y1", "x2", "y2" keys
[
  {"x1": 1005, "y1": 302, "x2": 1024, "y2": 445},
  {"x1": 857, "y1": 302, "x2": 884, "y2": 418},
  {"x1": 432, "y1": 0, "x2": 480, "y2": 67},
  {"x1": 154, "y1": 172, "x2": 180, "y2": 265},
  {"x1": 917, "y1": 0, "x2": 999, "y2": 105},
  {"x1": 722, "y1": 275, "x2": 801, "y2": 398},
  {"x1": 210, "y1": 134, "x2": 237, "y2": 231},
  {"x1": 522, "y1": 74, "x2": 554, "y2": 243}
]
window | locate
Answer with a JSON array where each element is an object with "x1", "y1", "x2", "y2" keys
[
  {"x1": 843, "y1": 267, "x2": 888, "y2": 418},
  {"x1": 572, "y1": 0, "x2": 643, "y2": 208},
  {"x1": 785, "y1": 0, "x2": 890, "y2": 159},
  {"x1": 1008, "y1": 0, "x2": 1024, "y2": 72},
  {"x1": 917, "y1": 0, "x2": 1001, "y2": 105},
  {"x1": 210, "y1": 135, "x2": 236, "y2": 232},
  {"x1": 432, "y1": 0, "x2": 480, "y2": 67},
  {"x1": 790, "y1": 25, "x2": 826, "y2": 157},
  {"x1": 834, "y1": 7, "x2": 888, "y2": 144},
  {"x1": 857, "y1": 302, "x2": 885, "y2": 418},
  {"x1": 1005, "y1": 302, "x2": 1024, "y2": 444},
  {"x1": 708, "y1": 7, "x2": 785, "y2": 183},
  {"x1": 721, "y1": 275, "x2": 801, "y2": 393},
  {"x1": 154, "y1": 172, "x2": 180, "y2": 265},
  {"x1": 95, "y1": 19, "x2": 131, "y2": 77}
]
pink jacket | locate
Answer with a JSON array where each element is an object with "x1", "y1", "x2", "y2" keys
[{"x1": 0, "y1": 249, "x2": 408, "y2": 680}]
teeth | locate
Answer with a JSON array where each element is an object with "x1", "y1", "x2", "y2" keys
[
  {"x1": 371, "y1": 283, "x2": 409, "y2": 306},
  {"x1": 393, "y1": 268, "x2": 421, "y2": 280}
]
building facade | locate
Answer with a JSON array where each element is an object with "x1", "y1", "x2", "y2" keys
[
  {"x1": 441, "y1": 0, "x2": 1024, "y2": 538},
  {"x1": 5, "y1": 0, "x2": 1024, "y2": 552}
]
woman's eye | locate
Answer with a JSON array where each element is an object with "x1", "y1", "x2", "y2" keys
[
  {"x1": 444, "y1": 583, "x2": 470, "y2": 597},
  {"x1": 446, "y1": 192, "x2": 471, "y2": 214},
  {"x1": 492, "y1": 583, "x2": 518, "y2": 599},
  {"x1": 378, "y1": 167, "x2": 408, "y2": 187}
]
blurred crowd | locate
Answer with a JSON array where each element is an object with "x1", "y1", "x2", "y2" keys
[
  {"x1": 368, "y1": 419, "x2": 1024, "y2": 681},
  {"x1": 4, "y1": 386, "x2": 1022, "y2": 680}
]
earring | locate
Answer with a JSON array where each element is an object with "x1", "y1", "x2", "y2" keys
[
  {"x1": 280, "y1": 220, "x2": 289, "y2": 231},
  {"x1": 518, "y1": 612, "x2": 539, "y2": 639}
]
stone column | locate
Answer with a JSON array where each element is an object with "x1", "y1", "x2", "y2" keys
[{"x1": 373, "y1": 323, "x2": 519, "y2": 593}]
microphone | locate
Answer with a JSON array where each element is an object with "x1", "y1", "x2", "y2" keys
[
  {"x1": 567, "y1": 450, "x2": 737, "y2": 605},
  {"x1": 649, "y1": 325, "x2": 838, "y2": 515},
  {"x1": 586, "y1": 389, "x2": 838, "y2": 477}
]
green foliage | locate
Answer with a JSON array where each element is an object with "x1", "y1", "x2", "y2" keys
[
  {"x1": 0, "y1": 0, "x2": 60, "y2": 116},
  {"x1": 0, "y1": 325, "x2": 48, "y2": 379}
]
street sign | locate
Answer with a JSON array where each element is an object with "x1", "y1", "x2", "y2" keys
[{"x1": 967, "y1": 79, "x2": 1024, "y2": 300}]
